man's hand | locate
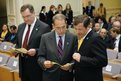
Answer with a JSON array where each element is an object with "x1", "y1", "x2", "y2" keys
[
  {"x1": 72, "y1": 53, "x2": 81, "y2": 63},
  {"x1": 44, "y1": 61, "x2": 54, "y2": 69},
  {"x1": 11, "y1": 52, "x2": 18, "y2": 56},
  {"x1": 60, "y1": 63, "x2": 71, "y2": 71},
  {"x1": 27, "y1": 49, "x2": 36, "y2": 56}
]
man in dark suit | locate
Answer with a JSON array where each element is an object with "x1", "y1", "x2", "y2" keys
[
  {"x1": 12, "y1": 4, "x2": 51, "y2": 81},
  {"x1": 98, "y1": 17, "x2": 108, "y2": 29},
  {"x1": 37, "y1": 14, "x2": 78, "y2": 81},
  {"x1": 86, "y1": 1, "x2": 95, "y2": 18},
  {"x1": 109, "y1": 27, "x2": 121, "y2": 52},
  {"x1": 99, "y1": 28, "x2": 111, "y2": 48},
  {"x1": 72, "y1": 15, "x2": 107, "y2": 81},
  {"x1": 4, "y1": 25, "x2": 17, "y2": 44}
]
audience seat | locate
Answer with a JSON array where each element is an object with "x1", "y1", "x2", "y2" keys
[
  {"x1": 0, "y1": 53, "x2": 10, "y2": 65},
  {"x1": 107, "y1": 49, "x2": 118, "y2": 60},
  {"x1": 103, "y1": 61, "x2": 121, "y2": 80},
  {"x1": 0, "y1": 57, "x2": 19, "y2": 81}
]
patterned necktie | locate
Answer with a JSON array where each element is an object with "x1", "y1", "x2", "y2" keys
[
  {"x1": 78, "y1": 38, "x2": 84, "y2": 51},
  {"x1": 58, "y1": 36, "x2": 63, "y2": 59},
  {"x1": 23, "y1": 25, "x2": 31, "y2": 58}
]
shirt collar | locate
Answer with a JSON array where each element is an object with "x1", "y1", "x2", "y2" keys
[
  {"x1": 83, "y1": 28, "x2": 92, "y2": 39},
  {"x1": 55, "y1": 31, "x2": 65, "y2": 38},
  {"x1": 30, "y1": 17, "x2": 37, "y2": 27},
  {"x1": 116, "y1": 34, "x2": 120, "y2": 39}
]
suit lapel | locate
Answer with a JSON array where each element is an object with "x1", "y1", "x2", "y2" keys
[
  {"x1": 79, "y1": 30, "x2": 93, "y2": 53},
  {"x1": 28, "y1": 19, "x2": 40, "y2": 44},
  {"x1": 49, "y1": 31, "x2": 61, "y2": 62},
  {"x1": 19, "y1": 23, "x2": 26, "y2": 47},
  {"x1": 61, "y1": 31, "x2": 70, "y2": 61}
]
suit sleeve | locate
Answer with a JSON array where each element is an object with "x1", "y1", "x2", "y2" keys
[
  {"x1": 70, "y1": 35, "x2": 78, "y2": 70},
  {"x1": 37, "y1": 34, "x2": 47, "y2": 70},
  {"x1": 79, "y1": 36, "x2": 108, "y2": 67}
]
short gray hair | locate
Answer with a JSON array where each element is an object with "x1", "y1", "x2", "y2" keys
[{"x1": 52, "y1": 14, "x2": 66, "y2": 25}]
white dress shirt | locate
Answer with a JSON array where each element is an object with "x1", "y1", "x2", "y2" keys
[
  {"x1": 22, "y1": 18, "x2": 37, "y2": 47},
  {"x1": 114, "y1": 34, "x2": 121, "y2": 51}
]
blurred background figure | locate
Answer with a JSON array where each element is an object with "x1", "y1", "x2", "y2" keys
[
  {"x1": 95, "y1": 23, "x2": 101, "y2": 33},
  {"x1": 98, "y1": 17, "x2": 108, "y2": 29},
  {"x1": 99, "y1": 28, "x2": 110, "y2": 48},
  {"x1": 39, "y1": 6, "x2": 47, "y2": 23},
  {"x1": 63, "y1": 3, "x2": 73, "y2": 27},
  {"x1": 92, "y1": 9, "x2": 101, "y2": 23},
  {"x1": 98, "y1": 3, "x2": 106, "y2": 18},
  {"x1": 46, "y1": 5, "x2": 55, "y2": 30},
  {"x1": 55, "y1": 4, "x2": 63, "y2": 14},
  {"x1": 116, "y1": 13, "x2": 121, "y2": 20},
  {"x1": 86, "y1": 1, "x2": 95, "y2": 18},
  {"x1": 0, "y1": 24, "x2": 11, "y2": 41},
  {"x1": 4, "y1": 25, "x2": 17, "y2": 44}
]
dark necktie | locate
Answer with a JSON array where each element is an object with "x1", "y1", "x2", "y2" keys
[
  {"x1": 57, "y1": 36, "x2": 63, "y2": 59},
  {"x1": 113, "y1": 39, "x2": 117, "y2": 49},
  {"x1": 23, "y1": 25, "x2": 31, "y2": 58}
]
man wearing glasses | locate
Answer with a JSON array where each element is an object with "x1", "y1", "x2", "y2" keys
[
  {"x1": 12, "y1": 4, "x2": 51, "y2": 81},
  {"x1": 37, "y1": 14, "x2": 78, "y2": 81}
]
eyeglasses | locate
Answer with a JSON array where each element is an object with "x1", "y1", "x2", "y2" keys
[{"x1": 22, "y1": 14, "x2": 32, "y2": 19}]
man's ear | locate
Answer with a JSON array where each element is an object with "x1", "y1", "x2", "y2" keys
[{"x1": 52, "y1": 23, "x2": 55, "y2": 29}]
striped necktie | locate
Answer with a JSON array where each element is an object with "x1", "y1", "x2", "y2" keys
[{"x1": 58, "y1": 36, "x2": 63, "y2": 59}]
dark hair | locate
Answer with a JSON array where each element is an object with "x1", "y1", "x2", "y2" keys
[
  {"x1": 20, "y1": 4, "x2": 34, "y2": 13},
  {"x1": 73, "y1": 15, "x2": 90, "y2": 28},
  {"x1": 10, "y1": 25, "x2": 17, "y2": 30},
  {"x1": 52, "y1": 14, "x2": 66, "y2": 25},
  {"x1": 0, "y1": 24, "x2": 9, "y2": 33},
  {"x1": 100, "y1": 3, "x2": 103, "y2": 6},
  {"x1": 110, "y1": 27, "x2": 120, "y2": 34},
  {"x1": 41, "y1": 6, "x2": 46, "y2": 11},
  {"x1": 98, "y1": 17, "x2": 104, "y2": 22},
  {"x1": 109, "y1": 16, "x2": 113, "y2": 22}
]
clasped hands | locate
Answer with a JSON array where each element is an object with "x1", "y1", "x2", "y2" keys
[{"x1": 44, "y1": 61, "x2": 71, "y2": 71}]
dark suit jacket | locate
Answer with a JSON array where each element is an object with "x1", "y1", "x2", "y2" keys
[
  {"x1": 102, "y1": 23, "x2": 108, "y2": 29},
  {"x1": 39, "y1": 12, "x2": 47, "y2": 23},
  {"x1": 16, "y1": 19, "x2": 51, "y2": 81},
  {"x1": 86, "y1": 6, "x2": 95, "y2": 18},
  {"x1": 109, "y1": 36, "x2": 121, "y2": 52},
  {"x1": 37, "y1": 31, "x2": 78, "y2": 81},
  {"x1": 4, "y1": 33, "x2": 17, "y2": 44},
  {"x1": 55, "y1": 11, "x2": 64, "y2": 15},
  {"x1": 75, "y1": 30, "x2": 107, "y2": 81},
  {"x1": 46, "y1": 10, "x2": 54, "y2": 29},
  {"x1": 63, "y1": 10, "x2": 73, "y2": 25}
]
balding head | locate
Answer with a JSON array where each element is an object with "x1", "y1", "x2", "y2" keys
[
  {"x1": 113, "y1": 21, "x2": 121, "y2": 29},
  {"x1": 100, "y1": 28, "x2": 107, "y2": 38}
]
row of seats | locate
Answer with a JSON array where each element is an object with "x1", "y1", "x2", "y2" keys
[
  {"x1": 0, "y1": 41, "x2": 121, "y2": 81},
  {"x1": 103, "y1": 49, "x2": 121, "y2": 81},
  {"x1": 0, "y1": 53, "x2": 20, "y2": 81},
  {"x1": 0, "y1": 41, "x2": 20, "y2": 81}
]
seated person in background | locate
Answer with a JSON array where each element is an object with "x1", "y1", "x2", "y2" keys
[
  {"x1": 55, "y1": 4, "x2": 64, "y2": 14},
  {"x1": 98, "y1": 17, "x2": 108, "y2": 29},
  {"x1": 95, "y1": 23, "x2": 101, "y2": 33},
  {"x1": 107, "y1": 17, "x2": 116, "y2": 31},
  {"x1": 0, "y1": 24, "x2": 11, "y2": 41},
  {"x1": 4, "y1": 25, "x2": 17, "y2": 44},
  {"x1": 109, "y1": 27, "x2": 121, "y2": 52},
  {"x1": 100, "y1": 28, "x2": 110, "y2": 48}
]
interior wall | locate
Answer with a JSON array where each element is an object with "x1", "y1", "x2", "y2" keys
[
  {"x1": 7, "y1": 0, "x2": 83, "y2": 26},
  {"x1": 0, "y1": 0, "x2": 7, "y2": 30}
]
